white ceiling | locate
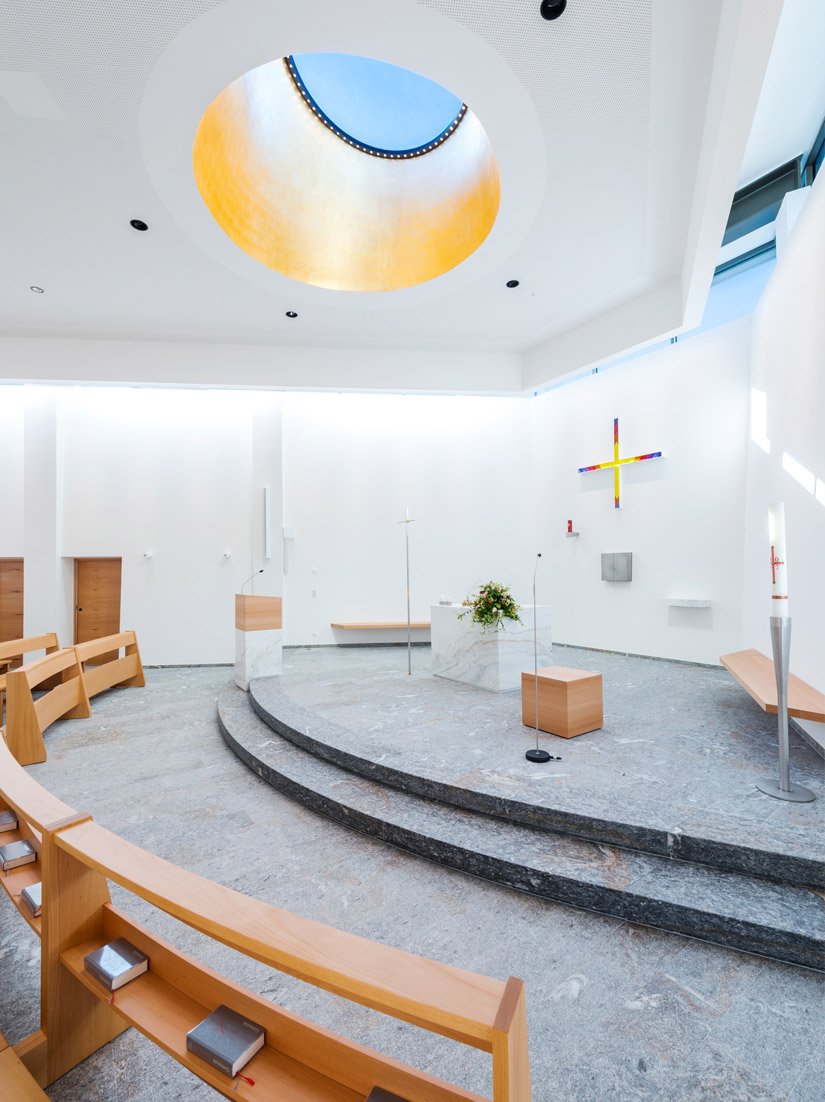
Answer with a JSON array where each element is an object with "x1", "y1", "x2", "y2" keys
[{"x1": 0, "y1": 0, "x2": 790, "y2": 392}]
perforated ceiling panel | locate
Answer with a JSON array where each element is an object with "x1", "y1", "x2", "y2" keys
[{"x1": 0, "y1": 0, "x2": 224, "y2": 151}]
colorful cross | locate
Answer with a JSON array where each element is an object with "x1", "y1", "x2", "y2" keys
[{"x1": 578, "y1": 417, "x2": 662, "y2": 509}]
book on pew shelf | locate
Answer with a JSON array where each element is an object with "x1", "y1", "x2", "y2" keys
[
  {"x1": 364, "y1": 1090, "x2": 410, "y2": 1102},
  {"x1": 186, "y1": 1005, "x2": 266, "y2": 1078},
  {"x1": 84, "y1": 938, "x2": 149, "y2": 991},
  {"x1": 0, "y1": 840, "x2": 36, "y2": 871},
  {"x1": 20, "y1": 882, "x2": 41, "y2": 918},
  {"x1": 0, "y1": 809, "x2": 18, "y2": 833}
]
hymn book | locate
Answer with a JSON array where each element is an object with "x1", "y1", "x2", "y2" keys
[
  {"x1": 84, "y1": 938, "x2": 149, "y2": 991},
  {"x1": 21, "y1": 882, "x2": 41, "y2": 918},
  {"x1": 0, "y1": 809, "x2": 18, "y2": 833},
  {"x1": 0, "y1": 840, "x2": 36, "y2": 871},
  {"x1": 186, "y1": 1005, "x2": 266, "y2": 1078}
]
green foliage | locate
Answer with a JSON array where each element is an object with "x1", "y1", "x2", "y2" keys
[{"x1": 458, "y1": 581, "x2": 522, "y2": 632}]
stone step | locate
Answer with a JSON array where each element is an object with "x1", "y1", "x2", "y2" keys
[
  {"x1": 219, "y1": 688, "x2": 825, "y2": 972},
  {"x1": 248, "y1": 676, "x2": 824, "y2": 890}
]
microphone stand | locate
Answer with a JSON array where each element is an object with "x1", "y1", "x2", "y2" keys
[
  {"x1": 526, "y1": 553, "x2": 558, "y2": 763},
  {"x1": 241, "y1": 568, "x2": 264, "y2": 595}
]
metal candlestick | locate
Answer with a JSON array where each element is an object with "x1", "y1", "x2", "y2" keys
[
  {"x1": 397, "y1": 507, "x2": 415, "y2": 676},
  {"x1": 756, "y1": 616, "x2": 815, "y2": 802}
]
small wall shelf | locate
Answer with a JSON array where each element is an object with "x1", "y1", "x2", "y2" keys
[{"x1": 663, "y1": 599, "x2": 712, "y2": 608}]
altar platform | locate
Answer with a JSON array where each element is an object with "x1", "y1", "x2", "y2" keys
[{"x1": 218, "y1": 644, "x2": 825, "y2": 970}]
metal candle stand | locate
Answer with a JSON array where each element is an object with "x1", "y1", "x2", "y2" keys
[{"x1": 756, "y1": 616, "x2": 815, "y2": 803}]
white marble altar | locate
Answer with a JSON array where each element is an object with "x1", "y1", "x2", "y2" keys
[
  {"x1": 431, "y1": 604, "x2": 552, "y2": 692},
  {"x1": 235, "y1": 627, "x2": 282, "y2": 690}
]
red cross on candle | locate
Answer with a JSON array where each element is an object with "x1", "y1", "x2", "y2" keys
[{"x1": 770, "y1": 545, "x2": 784, "y2": 585}]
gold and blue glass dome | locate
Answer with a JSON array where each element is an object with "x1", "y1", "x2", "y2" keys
[{"x1": 193, "y1": 52, "x2": 500, "y2": 292}]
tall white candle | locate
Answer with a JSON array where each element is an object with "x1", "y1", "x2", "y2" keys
[{"x1": 768, "y1": 500, "x2": 789, "y2": 617}]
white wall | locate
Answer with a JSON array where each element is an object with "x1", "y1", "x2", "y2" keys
[
  {"x1": 531, "y1": 317, "x2": 752, "y2": 665},
  {"x1": 0, "y1": 386, "x2": 24, "y2": 556},
  {"x1": 59, "y1": 387, "x2": 280, "y2": 665},
  {"x1": 743, "y1": 176, "x2": 825, "y2": 692},
  {"x1": 282, "y1": 393, "x2": 534, "y2": 646}
]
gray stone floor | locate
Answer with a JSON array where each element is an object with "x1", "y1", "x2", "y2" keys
[
  {"x1": 257, "y1": 644, "x2": 824, "y2": 869},
  {"x1": 1, "y1": 663, "x2": 823, "y2": 1101}
]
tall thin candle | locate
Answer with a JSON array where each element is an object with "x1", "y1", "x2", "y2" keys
[{"x1": 768, "y1": 501, "x2": 789, "y2": 618}]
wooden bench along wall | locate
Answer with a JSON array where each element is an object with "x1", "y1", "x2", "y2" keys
[
  {"x1": 73, "y1": 631, "x2": 145, "y2": 699},
  {"x1": 0, "y1": 634, "x2": 60, "y2": 721},
  {"x1": 720, "y1": 649, "x2": 825, "y2": 723},
  {"x1": 2, "y1": 649, "x2": 91, "y2": 767},
  {"x1": 0, "y1": 734, "x2": 531, "y2": 1101}
]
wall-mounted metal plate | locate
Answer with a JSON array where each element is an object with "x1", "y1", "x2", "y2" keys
[{"x1": 601, "y1": 552, "x2": 632, "y2": 582}]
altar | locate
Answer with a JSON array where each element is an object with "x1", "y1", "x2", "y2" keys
[{"x1": 431, "y1": 604, "x2": 552, "y2": 692}]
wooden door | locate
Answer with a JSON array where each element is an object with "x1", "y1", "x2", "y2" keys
[
  {"x1": 74, "y1": 558, "x2": 122, "y2": 660},
  {"x1": 0, "y1": 559, "x2": 24, "y2": 643}
]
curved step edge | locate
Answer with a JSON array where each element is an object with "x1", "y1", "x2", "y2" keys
[
  {"x1": 248, "y1": 679, "x2": 825, "y2": 891},
  {"x1": 221, "y1": 694, "x2": 825, "y2": 972}
]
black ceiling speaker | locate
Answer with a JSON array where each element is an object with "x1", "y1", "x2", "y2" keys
[{"x1": 540, "y1": 0, "x2": 567, "y2": 19}]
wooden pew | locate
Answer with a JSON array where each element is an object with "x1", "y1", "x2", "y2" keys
[
  {"x1": 0, "y1": 634, "x2": 60, "y2": 721},
  {"x1": 0, "y1": 735, "x2": 531, "y2": 1101},
  {"x1": 73, "y1": 631, "x2": 145, "y2": 700},
  {"x1": 0, "y1": 1030, "x2": 49, "y2": 1101},
  {"x1": 721, "y1": 648, "x2": 825, "y2": 722},
  {"x1": 2, "y1": 650, "x2": 91, "y2": 766}
]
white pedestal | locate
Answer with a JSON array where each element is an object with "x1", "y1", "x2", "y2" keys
[
  {"x1": 234, "y1": 594, "x2": 283, "y2": 691},
  {"x1": 431, "y1": 604, "x2": 552, "y2": 692},
  {"x1": 235, "y1": 628, "x2": 282, "y2": 691}
]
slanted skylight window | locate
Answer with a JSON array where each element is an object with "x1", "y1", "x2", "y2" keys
[{"x1": 288, "y1": 53, "x2": 464, "y2": 157}]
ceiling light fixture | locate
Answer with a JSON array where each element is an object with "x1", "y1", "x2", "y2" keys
[
  {"x1": 285, "y1": 310, "x2": 298, "y2": 318},
  {"x1": 540, "y1": 0, "x2": 567, "y2": 20},
  {"x1": 506, "y1": 279, "x2": 520, "y2": 288},
  {"x1": 130, "y1": 219, "x2": 149, "y2": 231},
  {"x1": 30, "y1": 285, "x2": 44, "y2": 293}
]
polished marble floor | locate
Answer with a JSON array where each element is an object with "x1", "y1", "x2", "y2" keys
[{"x1": 1, "y1": 662, "x2": 823, "y2": 1101}]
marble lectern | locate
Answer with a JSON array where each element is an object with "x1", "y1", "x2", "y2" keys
[
  {"x1": 431, "y1": 604, "x2": 552, "y2": 692},
  {"x1": 235, "y1": 594, "x2": 282, "y2": 691}
]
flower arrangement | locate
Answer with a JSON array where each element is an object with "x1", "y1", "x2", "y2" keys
[{"x1": 458, "y1": 581, "x2": 522, "y2": 632}]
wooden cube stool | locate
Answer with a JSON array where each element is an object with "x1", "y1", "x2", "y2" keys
[{"x1": 521, "y1": 666, "x2": 603, "y2": 738}]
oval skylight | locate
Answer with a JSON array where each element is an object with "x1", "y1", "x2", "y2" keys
[
  {"x1": 289, "y1": 52, "x2": 464, "y2": 155},
  {"x1": 193, "y1": 54, "x2": 500, "y2": 291}
]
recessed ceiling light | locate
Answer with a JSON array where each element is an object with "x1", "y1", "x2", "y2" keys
[
  {"x1": 30, "y1": 285, "x2": 44, "y2": 293},
  {"x1": 285, "y1": 310, "x2": 298, "y2": 318},
  {"x1": 540, "y1": 0, "x2": 567, "y2": 20},
  {"x1": 130, "y1": 219, "x2": 149, "y2": 231},
  {"x1": 506, "y1": 279, "x2": 520, "y2": 288}
]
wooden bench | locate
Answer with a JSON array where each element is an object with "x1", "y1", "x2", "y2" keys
[
  {"x1": 74, "y1": 631, "x2": 145, "y2": 700},
  {"x1": 0, "y1": 634, "x2": 60, "y2": 721},
  {"x1": 0, "y1": 734, "x2": 531, "y2": 1101},
  {"x1": 331, "y1": 621, "x2": 431, "y2": 629},
  {"x1": 2, "y1": 649, "x2": 91, "y2": 766},
  {"x1": 720, "y1": 649, "x2": 825, "y2": 722},
  {"x1": 0, "y1": 1029, "x2": 49, "y2": 1101}
]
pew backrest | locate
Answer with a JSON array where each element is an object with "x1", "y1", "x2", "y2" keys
[
  {"x1": 0, "y1": 634, "x2": 60, "y2": 717},
  {"x1": 3, "y1": 649, "x2": 90, "y2": 766},
  {"x1": 73, "y1": 631, "x2": 145, "y2": 699}
]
